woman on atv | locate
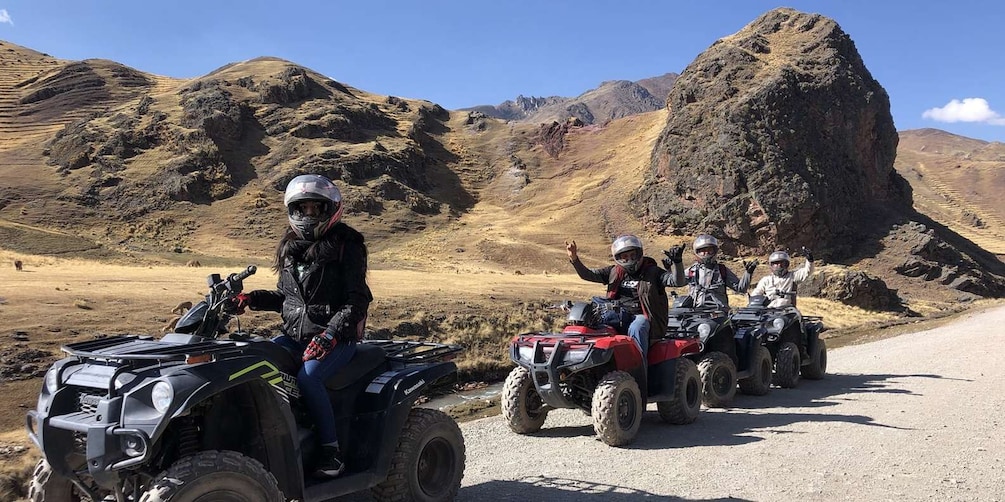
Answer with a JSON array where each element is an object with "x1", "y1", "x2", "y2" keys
[
  {"x1": 234, "y1": 174, "x2": 373, "y2": 479},
  {"x1": 565, "y1": 235, "x2": 674, "y2": 357}
]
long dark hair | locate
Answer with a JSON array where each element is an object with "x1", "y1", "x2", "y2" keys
[{"x1": 272, "y1": 225, "x2": 367, "y2": 273}]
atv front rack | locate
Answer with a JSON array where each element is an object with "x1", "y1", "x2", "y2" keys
[
  {"x1": 362, "y1": 340, "x2": 463, "y2": 363},
  {"x1": 61, "y1": 335, "x2": 243, "y2": 363}
]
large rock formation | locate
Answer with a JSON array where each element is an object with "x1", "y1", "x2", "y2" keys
[{"x1": 634, "y1": 8, "x2": 911, "y2": 258}]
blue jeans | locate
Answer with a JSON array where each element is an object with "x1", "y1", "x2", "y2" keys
[
  {"x1": 593, "y1": 298, "x2": 650, "y2": 358},
  {"x1": 272, "y1": 334, "x2": 357, "y2": 445},
  {"x1": 628, "y1": 314, "x2": 650, "y2": 359}
]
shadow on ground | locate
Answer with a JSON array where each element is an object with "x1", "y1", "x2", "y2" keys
[
  {"x1": 529, "y1": 372, "x2": 957, "y2": 449},
  {"x1": 457, "y1": 475, "x2": 751, "y2": 501}
]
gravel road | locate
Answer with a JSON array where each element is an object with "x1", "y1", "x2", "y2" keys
[{"x1": 450, "y1": 305, "x2": 1005, "y2": 502}]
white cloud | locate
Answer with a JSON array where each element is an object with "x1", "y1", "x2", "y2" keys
[
  {"x1": 923, "y1": 98, "x2": 1005, "y2": 126},
  {"x1": 0, "y1": 9, "x2": 12, "y2": 25}
]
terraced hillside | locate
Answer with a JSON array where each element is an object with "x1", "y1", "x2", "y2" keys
[{"x1": 896, "y1": 128, "x2": 1005, "y2": 255}]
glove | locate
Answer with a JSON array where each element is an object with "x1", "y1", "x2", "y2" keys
[
  {"x1": 663, "y1": 245, "x2": 685, "y2": 264},
  {"x1": 801, "y1": 246, "x2": 814, "y2": 262},
  {"x1": 224, "y1": 293, "x2": 252, "y2": 315},
  {"x1": 742, "y1": 259, "x2": 759, "y2": 274},
  {"x1": 303, "y1": 330, "x2": 337, "y2": 362}
]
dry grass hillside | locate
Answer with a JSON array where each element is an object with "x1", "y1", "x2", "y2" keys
[{"x1": 895, "y1": 128, "x2": 1005, "y2": 255}]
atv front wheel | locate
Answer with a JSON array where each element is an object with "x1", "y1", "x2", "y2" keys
[
  {"x1": 738, "y1": 345, "x2": 772, "y2": 396},
  {"x1": 28, "y1": 458, "x2": 90, "y2": 502},
  {"x1": 773, "y1": 342, "x2": 802, "y2": 388},
  {"x1": 697, "y1": 352, "x2": 737, "y2": 408},
  {"x1": 372, "y1": 408, "x2": 465, "y2": 502},
  {"x1": 656, "y1": 357, "x2": 701, "y2": 424},
  {"x1": 591, "y1": 370, "x2": 643, "y2": 446},
  {"x1": 501, "y1": 366, "x2": 548, "y2": 433},
  {"x1": 139, "y1": 450, "x2": 283, "y2": 502},
  {"x1": 801, "y1": 339, "x2": 827, "y2": 380}
]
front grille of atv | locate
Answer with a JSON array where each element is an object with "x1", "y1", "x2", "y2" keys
[{"x1": 75, "y1": 388, "x2": 106, "y2": 416}]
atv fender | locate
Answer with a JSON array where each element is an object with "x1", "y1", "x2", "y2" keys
[
  {"x1": 163, "y1": 358, "x2": 305, "y2": 498},
  {"x1": 647, "y1": 339, "x2": 700, "y2": 400},
  {"x1": 593, "y1": 335, "x2": 645, "y2": 372},
  {"x1": 357, "y1": 361, "x2": 458, "y2": 413}
]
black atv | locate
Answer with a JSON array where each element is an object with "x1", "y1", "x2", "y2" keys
[
  {"x1": 502, "y1": 298, "x2": 702, "y2": 447},
  {"x1": 665, "y1": 295, "x2": 772, "y2": 408},
  {"x1": 26, "y1": 266, "x2": 466, "y2": 502},
  {"x1": 741, "y1": 293, "x2": 827, "y2": 388}
]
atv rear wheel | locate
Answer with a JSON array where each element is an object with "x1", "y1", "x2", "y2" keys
[
  {"x1": 738, "y1": 345, "x2": 772, "y2": 396},
  {"x1": 591, "y1": 370, "x2": 642, "y2": 446},
  {"x1": 801, "y1": 339, "x2": 827, "y2": 380},
  {"x1": 501, "y1": 366, "x2": 548, "y2": 433},
  {"x1": 773, "y1": 342, "x2": 802, "y2": 388},
  {"x1": 28, "y1": 458, "x2": 90, "y2": 502},
  {"x1": 372, "y1": 408, "x2": 465, "y2": 502},
  {"x1": 697, "y1": 352, "x2": 737, "y2": 408},
  {"x1": 656, "y1": 357, "x2": 701, "y2": 424},
  {"x1": 139, "y1": 450, "x2": 283, "y2": 502}
]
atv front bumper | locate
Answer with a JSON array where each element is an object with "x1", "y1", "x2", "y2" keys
[
  {"x1": 510, "y1": 338, "x2": 612, "y2": 409},
  {"x1": 27, "y1": 393, "x2": 154, "y2": 490}
]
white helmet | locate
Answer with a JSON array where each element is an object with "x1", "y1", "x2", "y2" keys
[
  {"x1": 769, "y1": 250, "x2": 790, "y2": 277},
  {"x1": 284, "y1": 174, "x2": 344, "y2": 240},
  {"x1": 611, "y1": 235, "x2": 643, "y2": 274},
  {"x1": 693, "y1": 234, "x2": 719, "y2": 266}
]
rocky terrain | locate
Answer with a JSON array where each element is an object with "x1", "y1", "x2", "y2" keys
[{"x1": 0, "y1": 7, "x2": 1001, "y2": 348}]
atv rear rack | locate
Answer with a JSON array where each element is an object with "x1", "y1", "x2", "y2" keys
[
  {"x1": 362, "y1": 340, "x2": 463, "y2": 363},
  {"x1": 61, "y1": 335, "x2": 244, "y2": 363}
]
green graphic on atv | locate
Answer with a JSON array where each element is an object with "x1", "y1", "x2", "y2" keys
[{"x1": 229, "y1": 359, "x2": 301, "y2": 399}]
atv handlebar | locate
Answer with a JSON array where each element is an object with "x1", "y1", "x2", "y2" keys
[{"x1": 231, "y1": 265, "x2": 257, "y2": 283}]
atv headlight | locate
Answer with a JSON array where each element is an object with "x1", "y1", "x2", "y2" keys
[
  {"x1": 151, "y1": 381, "x2": 174, "y2": 414},
  {"x1": 44, "y1": 367, "x2": 59, "y2": 393},
  {"x1": 517, "y1": 346, "x2": 534, "y2": 362},
  {"x1": 696, "y1": 322, "x2": 714, "y2": 339},
  {"x1": 770, "y1": 317, "x2": 786, "y2": 332},
  {"x1": 561, "y1": 347, "x2": 590, "y2": 365}
]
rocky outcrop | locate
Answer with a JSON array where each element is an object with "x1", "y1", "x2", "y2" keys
[
  {"x1": 634, "y1": 8, "x2": 911, "y2": 258},
  {"x1": 799, "y1": 266, "x2": 903, "y2": 311},
  {"x1": 889, "y1": 221, "x2": 1005, "y2": 297}
]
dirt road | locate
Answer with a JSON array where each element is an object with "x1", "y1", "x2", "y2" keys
[{"x1": 451, "y1": 305, "x2": 1005, "y2": 502}]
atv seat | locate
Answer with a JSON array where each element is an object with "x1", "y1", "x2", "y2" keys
[{"x1": 325, "y1": 343, "x2": 387, "y2": 391}]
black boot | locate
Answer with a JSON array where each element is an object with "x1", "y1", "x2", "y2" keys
[
  {"x1": 314, "y1": 444, "x2": 346, "y2": 478},
  {"x1": 799, "y1": 344, "x2": 811, "y2": 361}
]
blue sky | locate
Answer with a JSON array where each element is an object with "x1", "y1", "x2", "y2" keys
[{"x1": 1, "y1": 1, "x2": 1003, "y2": 142}]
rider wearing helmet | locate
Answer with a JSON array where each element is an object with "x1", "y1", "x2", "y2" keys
[
  {"x1": 237, "y1": 174, "x2": 372, "y2": 478},
  {"x1": 750, "y1": 248, "x2": 814, "y2": 308},
  {"x1": 662, "y1": 234, "x2": 755, "y2": 309},
  {"x1": 565, "y1": 235, "x2": 673, "y2": 357},
  {"x1": 750, "y1": 247, "x2": 815, "y2": 358}
]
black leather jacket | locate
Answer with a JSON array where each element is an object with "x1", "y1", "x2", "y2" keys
[{"x1": 248, "y1": 223, "x2": 373, "y2": 343}]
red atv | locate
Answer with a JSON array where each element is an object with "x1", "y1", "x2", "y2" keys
[{"x1": 502, "y1": 299, "x2": 702, "y2": 446}]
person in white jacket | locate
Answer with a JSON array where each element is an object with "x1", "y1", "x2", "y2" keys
[
  {"x1": 750, "y1": 248, "x2": 814, "y2": 308},
  {"x1": 750, "y1": 248, "x2": 814, "y2": 359}
]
